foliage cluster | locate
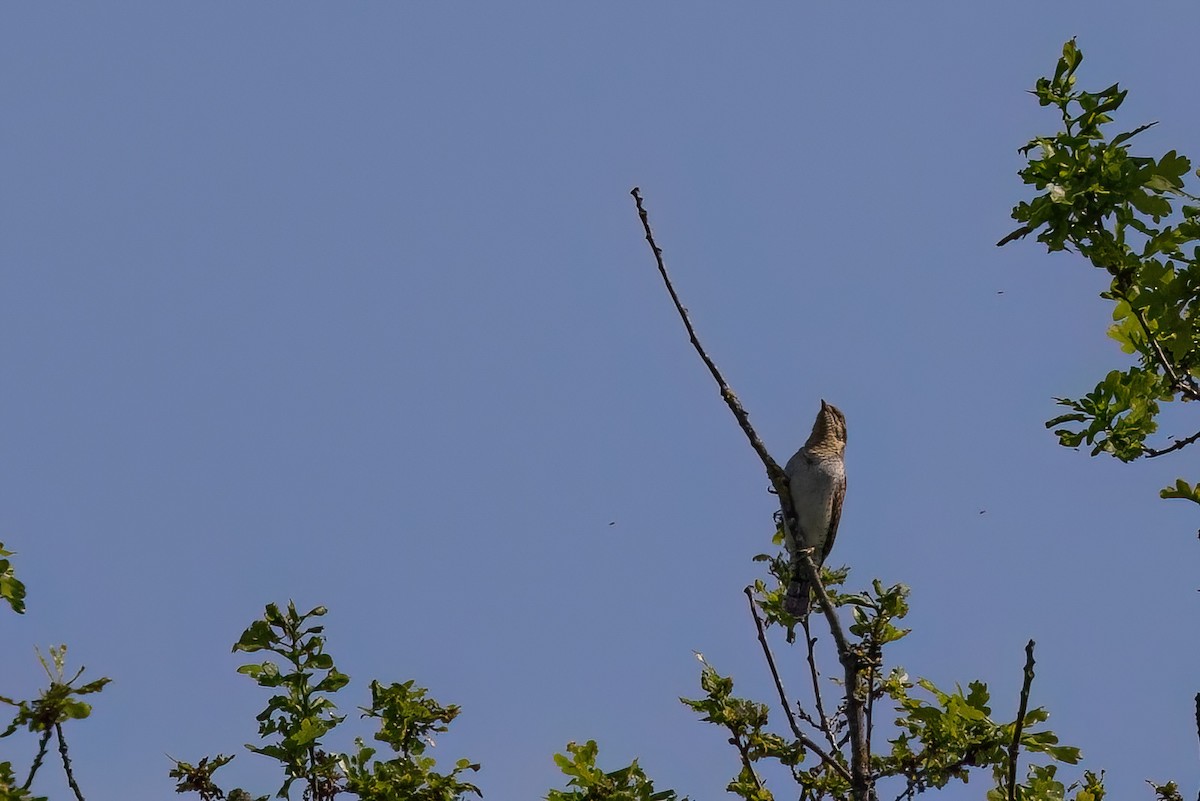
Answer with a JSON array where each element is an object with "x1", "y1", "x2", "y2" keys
[
  {"x1": 1, "y1": 544, "x2": 108, "y2": 801},
  {"x1": 669, "y1": 550, "x2": 1088, "y2": 801},
  {"x1": 169, "y1": 601, "x2": 482, "y2": 801},
  {"x1": 1001, "y1": 39, "x2": 1200, "y2": 502}
]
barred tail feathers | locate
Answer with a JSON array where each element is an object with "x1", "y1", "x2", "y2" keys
[{"x1": 784, "y1": 576, "x2": 812, "y2": 617}]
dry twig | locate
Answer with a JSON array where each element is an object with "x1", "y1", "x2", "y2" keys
[{"x1": 629, "y1": 187, "x2": 791, "y2": 504}]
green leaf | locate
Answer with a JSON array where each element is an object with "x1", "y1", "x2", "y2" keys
[
  {"x1": 1006, "y1": 39, "x2": 1200, "y2": 509},
  {"x1": 0, "y1": 544, "x2": 28, "y2": 615},
  {"x1": 233, "y1": 620, "x2": 275, "y2": 653},
  {"x1": 1159, "y1": 479, "x2": 1200, "y2": 504}
]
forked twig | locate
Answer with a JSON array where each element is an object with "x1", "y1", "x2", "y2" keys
[{"x1": 744, "y1": 588, "x2": 853, "y2": 783}]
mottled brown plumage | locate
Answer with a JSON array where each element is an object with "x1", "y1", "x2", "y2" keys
[{"x1": 783, "y1": 400, "x2": 847, "y2": 617}]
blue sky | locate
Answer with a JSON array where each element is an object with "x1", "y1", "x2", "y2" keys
[{"x1": 3, "y1": 5, "x2": 1198, "y2": 800}]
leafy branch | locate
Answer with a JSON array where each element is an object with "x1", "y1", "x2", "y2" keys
[
  {"x1": 999, "y1": 38, "x2": 1200, "y2": 504},
  {"x1": 547, "y1": 740, "x2": 682, "y2": 801},
  {"x1": 0, "y1": 646, "x2": 109, "y2": 801},
  {"x1": 174, "y1": 601, "x2": 480, "y2": 801}
]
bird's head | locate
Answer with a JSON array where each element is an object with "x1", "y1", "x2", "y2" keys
[{"x1": 805, "y1": 400, "x2": 847, "y2": 455}]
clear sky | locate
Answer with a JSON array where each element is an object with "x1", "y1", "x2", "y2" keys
[{"x1": 3, "y1": 5, "x2": 1198, "y2": 801}]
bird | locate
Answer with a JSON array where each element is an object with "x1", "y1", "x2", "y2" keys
[{"x1": 782, "y1": 400, "x2": 847, "y2": 617}]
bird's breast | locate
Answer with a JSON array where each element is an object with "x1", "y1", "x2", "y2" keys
[{"x1": 784, "y1": 451, "x2": 844, "y2": 551}]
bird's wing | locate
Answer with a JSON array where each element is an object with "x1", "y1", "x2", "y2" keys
[{"x1": 821, "y1": 472, "x2": 846, "y2": 563}]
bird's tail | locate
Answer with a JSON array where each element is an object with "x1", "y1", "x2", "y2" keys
[{"x1": 784, "y1": 577, "x2": 811, "y2": 618}]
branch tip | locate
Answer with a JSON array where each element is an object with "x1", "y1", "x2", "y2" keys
[
  {"x1": 1007, "y1": 640, "x2": 1037, "y2": 801},
  {"x1": 628, "y1": 188, "x2": 785, "y2": 489}
]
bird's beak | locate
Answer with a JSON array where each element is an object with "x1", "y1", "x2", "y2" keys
[{"x1": 820, "y1": 399, "x2": 828, "y2": 410}]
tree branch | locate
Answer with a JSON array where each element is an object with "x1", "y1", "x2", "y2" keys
[
  {"x1": 1194, "y1": 691, "x2": 1199, "y2": 762},
  {"x1": 800, "y1": 614, "x2": 839, "y2": 753},
  {"x1": 1194, "y1": 693, "x2": 1200, "y2": 801},
  {"x1": 632, "y1": 187, "x2": 871, "y2": 801},
  {"x1": 730, "y1": 732, "x2": 766, "y2": 796},
  {"x1": 1006, "y1": 640, "x2": 1037, "y2": 801},
  {"x1": 55, "y1": 724, "x2": 86, "y2": 801},
  {"x1": 629, "y1": 187, "x2": 792, "y2": 504},
  {"x1": 865, "y1": 654, "x2": 879, "y2": 769},
  {"x1": 23, "y1": 729, "x2": 51, "y2": 790},
  {"x1": 1143, "y1": 428, "x2": 1200, "y2": 459},
  {"x1": 743, "y1": 587, "x2": 853, "y2": 784}
]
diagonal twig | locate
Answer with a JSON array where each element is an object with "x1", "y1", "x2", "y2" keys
[
  {"x1": 630, "y1": 187, "x2": 792, "y2": 504},
  {"x1": 23, "y1": 730, "x2": 51, "y2": 790},
  {"x1": 1007, "y1": 640, "x2": 1037, "y2": 801},
  {"x1": 1143, "y1": 428, "x2": 1200, "y2": 459},
  {"x1": 731, "y1": 733, "x2": 767, "y2": 794}
]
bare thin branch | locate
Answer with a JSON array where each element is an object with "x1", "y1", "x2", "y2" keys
[
  {"x1": 1143, "y1": 428, "x2": 1200, "y2": 459},
  {"x1": 744, "y1": 587, "x2": 853, "y2": 784},
  {"x1": 23, "y1": 730, "x2": 51, "y2": 790},
  {"x1": 1007, "y1": 640, "x2": 1037, "y2": 801},
  {"x1": 865, "y1": 657, "x2": 878, "y2": 766},
  {"x1": 893, "y1": 776, "x2": 923, "y2": 801},
  {"x1": 1194, "y1": 691, "x2": 1199, "y2": 761},
  {"x1": 800, "y1": 614, "x2": 838, "y2": 753},
  {"x1": 864, "y1": 606, "x2": 889, "y2": 764},
  {"x1": 55, "y1": 724, "x2": 86, "y2": 801},
  {"x1": 630, "y1": 187, "x2": 791, "y2": 502}
]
